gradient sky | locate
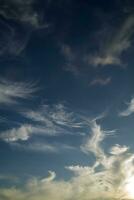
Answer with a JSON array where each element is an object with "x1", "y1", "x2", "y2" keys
[{"x1": 0, "y1": 0, "x2": 134, "y2": 199}]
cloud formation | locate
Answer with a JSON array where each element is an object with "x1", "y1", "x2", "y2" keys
[
  {"x1": 22, "y1": 103, "x2": 82, "y2": 133},
  {"x1": 0, "y1": 103, "x2": 83, "y2": 153},
  {"x1": 0, "y1": 124, "x2": 33, "y2": 142},
  {"x1": 81, "y1": 120, "x2": 106, "y2": 161},
  {"x1": 119, "y1": 97, "x2": 134, "y2": 117},
  {"x1": 1, "y1": 120, "x2": 134, "y2": 200},
  {"x1": 86, "y1": 15, "x2": 134, "y2": 67},
  {"x1": 0, "y1": 78, "x2": 37, "y2": 105}
]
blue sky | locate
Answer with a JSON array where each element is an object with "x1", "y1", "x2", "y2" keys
[{"x1": 0, "y1": 0, "x2": 134, "y2": 199}]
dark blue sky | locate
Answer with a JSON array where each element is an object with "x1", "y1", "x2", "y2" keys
[{"x1": 0, "y1": 0, "x2": 134, "y2": 199}]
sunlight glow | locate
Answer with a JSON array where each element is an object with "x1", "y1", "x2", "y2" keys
[{"x1": 125, "y1": 177, "x2": 134, "y2": 199}]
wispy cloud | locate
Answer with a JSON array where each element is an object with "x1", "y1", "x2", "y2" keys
[
  {"x1": 119, "y1": 97, "x2": 134, "y2": 117},
  {"x1": 11, "y1": 141, "x2": 76, "y2": 153},
  {"x1": 0, "y1": 0, "x2": 42, "y2": 28},
  {"x1": 0, "y1": 0, "x2": 48, "y2": 56},
  {"x1": 80, "y1": 120, "x2": 110, "y2": 167},
  {"x1": 0, "y1": 78, "x2": 37, "y2": 105},
  {"x1": 0, "y1": 123, "x2": 61, "y2": 143},
  {"x1": 0, "y1": 174, "x2": 19, "y2": 182},
  {"x1": 81, "y1": 120, "x2": 105, "y2": 155},
  {"x1": 90, "y1": 77, "x2": 111, "y2": 86},
  {"x1": 1, "y1": 120, "x2": 134, "y2": 199},
  {"x1": 0, "y1": 103, "x2": 83, "y2": 152},
  {"x1": 23, "y1": 103, "x2": 82, "y2": 130},
  {"x1": 86, "y1": 15, "x2": 134, "y2": 67}
]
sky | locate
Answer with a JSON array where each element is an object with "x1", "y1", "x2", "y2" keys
[{"x1": 0, "y1": 0, "x2": 134, "y2": 199}]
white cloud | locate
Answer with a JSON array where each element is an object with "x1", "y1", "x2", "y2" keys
[
  {"x1": 0, "y1": 78, "x2": 37, "y2": 105},
  {"x1": 119, "y1": 97, "x2": 134, "y2": 117},
  {"x1": 0, "y1": 125, "x2": 32, "y2": 142},
  {"x1": 0, "y1": 123, "x2": 61, "y2": 143},
  {"x1": 65, "y1": 165, "x2": 94, "y2": 176},
  {"x1": 1, "y1": 121, "x2": 134, "y2": 199},
  {"x1": 86, "y1": 15, "x2": 134, "y2": 67},
  {"x1": 109, "y1": 144, "x2": 129, "y2": 155},
  {"x1": 23, "y1": 103, "x2": 82, "y2": 132},
  {"x1": 81, "y1": 120, "x2": 106, "y2": 162},
  {"x1": 41, "y1": 171, "x2": 56, "y2": 182},
  {"x1": 0, "y1": 146, "x2": 134, "y2": 200},
  {"x1": 0, "y1": 103, "x2": 84, "y2": 154}
]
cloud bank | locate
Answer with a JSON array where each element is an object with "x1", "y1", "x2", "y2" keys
[{"x1": 1, "y1": 120, "x2": 134, "y2": 200}]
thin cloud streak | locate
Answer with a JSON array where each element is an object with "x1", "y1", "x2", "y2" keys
[{"x1": 90, "y1": 77, "x2": 111, "y2": 86}]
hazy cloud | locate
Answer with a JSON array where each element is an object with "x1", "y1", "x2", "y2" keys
[
  {"x1": 0, "y1": 0, "x2": 48, "y2": 56},
  {"x1": 86, "y1": 15, "x2": 134, "y2": 67},
  {"x1": 12, "y1": 141, "x2": 58, "y2": 153},
  {"x1": 61, "y1": 44, "x2": 80, "y2": 76},
  {"x1": 90, "y1": 77, "x2": 111, "y2": 86},
  {"x1": 119, "y1": 97, "x2": 134, "y2": 117},
  {"x1": 11, "y1": 140, "x2": 76, "y2": 153}
]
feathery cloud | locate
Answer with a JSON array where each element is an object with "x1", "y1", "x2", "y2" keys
[
  {"x1": 0, "y1": 103, "x2": 83, "y2": 153},
  {"x1": 0, "y1": 78, "x2": 37, "y2": 105},
  {"x1": 23, "y1": 103, "x2": 82, "y2": 132}
]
